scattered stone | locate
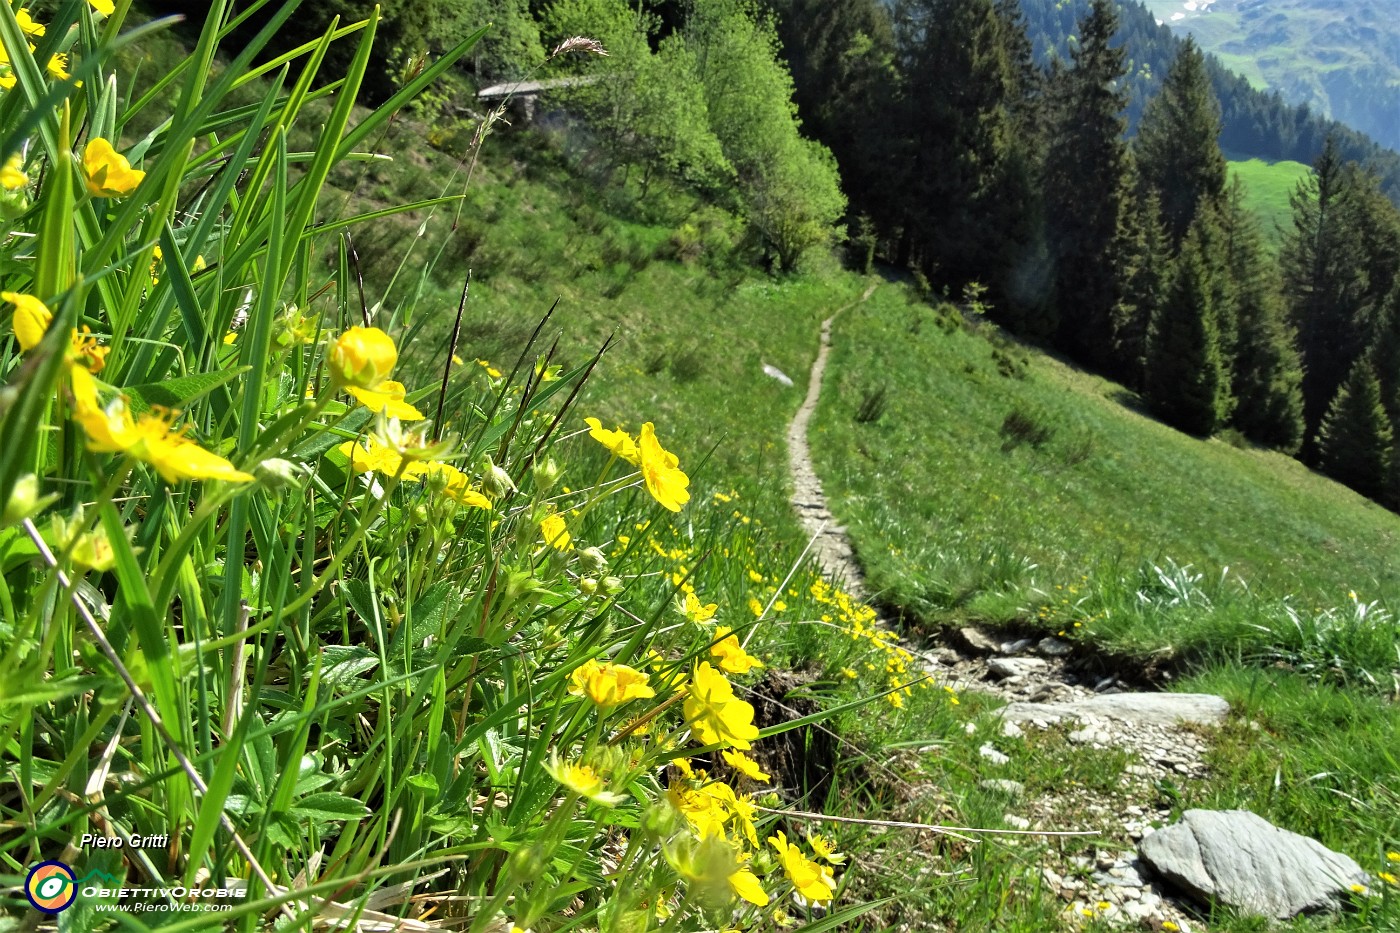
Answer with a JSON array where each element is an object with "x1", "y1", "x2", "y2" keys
[
  {"x1": 1094, "y1": 863, "x2": 1145, "y2": 888},
  {"x1": 999, "y1": 693, "x2": 1229, "y2": 727},
  {"x1": 1035, "y1": 636, "x2": 1074, "y2": 657},
  {"x1": 987, "y1": 657, "x2": 1048, "y2": 679},
  {"x1": 1002, "y1": 814, "x2": 1031, "y2": 830},
  {"x1": 1137, "y1": 809, "x2": 1371, "y2": 919},
  {"x1": 978, "y1": 743, "x2": 1010, "y2": 765},
  {"x1": 999, "y1": 637, "x2": 1034, "y2": 654},
  {"x1": 1027, "y1": 682, "x2": 1070, "y2": 703},
  {"x1": 979, "y1": 779, "x2": 1025, "y2": 797},
  {"x1": 1068, "y1": 728, "x2": 1109, "y2": 745},
  {"x1": 999, "y1": 719, "x2": 1024, "y2": 739},
  {"x1": 957, "y1": 625, "x2": 1000, "y2": 655}
]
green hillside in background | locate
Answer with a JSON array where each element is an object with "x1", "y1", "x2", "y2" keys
[
  {"x1": 1143, "y1": 0, "x2": 1400, "y2": 152},
  {"x1": 1228, "y1": 156, "x2": 1312, "y2": 246}
]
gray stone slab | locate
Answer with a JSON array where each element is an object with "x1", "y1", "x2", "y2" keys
[
  {"x1": 1138, "y1": 809, "x2": 1370, "y2": 919},
  {"x1": 999, "y1": 693, "x2": 1229, "y2": 727}
]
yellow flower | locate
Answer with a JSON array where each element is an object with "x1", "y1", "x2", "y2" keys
[
  {"x1": 1161, "y1": 923, "x2": 1179, "y2": 933},
  {"x1": 16, "y1": 9, "x2": 45, "y2": 36},
  {"x1": 1387, "y1": 852, "x2": 1400, "y2": 863},
  {"x1": 0, "y1": 154, "x2": 27, "y2": 190},
  {"x1": 344, "y1": 380, "x2": 423, "y2": 420},
  {"x1": 806, "y1": 833, "x2": 845, "y2": 865},
  {"x1": 475, "y1": 358, "x2": 502, "y2": 378},
  {"x1": 88, "y1": 0, "x2": 114, "y2": 14},
  {"x1": 68, "y1": 327, "x2": 108, "y2": 373},
  {"x1": 729, "y1": 868, "x2": 769, "y2": 906},
  {"x1": 81, "y1": 138, "x2": 145, "y2": 197},
  {"x1": 683, "y1": 591, "x2": 717, "y2": 624},
  {"x1": 328, "y1": 326, "x2": 397, "y2": 389},
  {"x1": 568, "y1": 659, "x2": 655, "y2": 708},
  {"x1": 840, "y1": 667, "x2": 858, "y2": 679},
  {"x1": 1378, "y1": 872, "x2": 1398, "y2": 886},
  {"x1": 683, "y1": 662, "x2": 759, "y2": 750},
  {"x1": 710, "y1": 626, "x2": 764, "y2": 675},
  {"x1": 768, "y1": 831, "x2": 835, "y2": 903},
  {"x1": 584, "y1": 417, "x2": 639, "y2": 463},
  {"x1": 68, "y1": 368, "x2": 253, "y2": 484},
  {"x1": 4, "y1": 291, "x2": 51, "y2": 351},
  {"x1": 540, "y1": 513, "x2": 572, "y2": 551},
  {"x1": 418, "y1": 462, "x2": 491, "y2": 509},
  {"x1": 338, "y1": 437, "x2": 416, "y2": 478},
  {"x1": 545, "y1": 755, "x2": 626, "y2": 807},
  {"x1": 668, "y1": 783, "x2": 729, "y2": 840},
  {"x1": 638, "y1": 422, "x2": 689, "y2": 512},
  {"x1": 45, "y1": 53, "x2": 70, "y2": 81},
  {"x1": 722, "y1": 749, "x2": 770, "y2": 783}
]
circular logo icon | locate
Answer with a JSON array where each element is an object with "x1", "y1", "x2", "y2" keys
[{"x1": 25, "y1": 861, "x2": 77, "y2": 914}]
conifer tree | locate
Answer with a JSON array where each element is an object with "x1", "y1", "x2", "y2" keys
[
  {"x1": 1145, "y1": 212, "x2": 1233, "y2": 436},
  {"x1": 1112, "y1": 172, "x2": 1168, "y2": 389},
  {"x1": 1317, "y1": 359, "x2": 1393, "y2": 501},
  {"x1": 1280, "y1": 137, "x2": 1378, "y2": 449},
  {"x1": 1369, "y1": 284, "x2": 1400, "y2": 426},
  {"x1": 1043, "y1": 0, "x2": 1130, "y2": 368},
  {"x1": 1134, "y1": 37, "x2": 1228, "y2": 249},
  {"x1": 890, "y1": 0, "x2": 1018, "y2": 289},
  {"x1": 1222, "y1": 179, "x2": 1305, "y2": 452},
  {"x1": 768, "y1": 0, "x2": 899, "y2": 243}
]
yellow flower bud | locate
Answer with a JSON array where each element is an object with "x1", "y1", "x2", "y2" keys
[
  {"x1": 2, "y1": 473, "x2": 55, "y2": 529},
  {"x1": 328, "y1": 326, "x2": 397, "y2": 389},
  {"x1": 3, "y1": 291, "x2": 52, "y2": 351}
]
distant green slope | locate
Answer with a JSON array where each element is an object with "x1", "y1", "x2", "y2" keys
[
  {"x1": 1228, "y1": 156, "x2": 1311, "y2": 247},
  {"x1": 1143, "y1": 0, "x2": 1400, "y2": 152}
]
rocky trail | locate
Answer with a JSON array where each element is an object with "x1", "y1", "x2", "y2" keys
[{"x1": 781, "y1": 289, "x2": 1369, "y2": 930}]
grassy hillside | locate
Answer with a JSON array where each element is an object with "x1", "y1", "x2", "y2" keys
[
  {"x1": 320, "y1": 120, "x2": 869, "y2": 532},
  {"x1": 810, "y1": 294, "x2": 1400, "y2": 659},
  {"x1": 1229, "y1": 156, "x2": 1311, "y2": 246}
]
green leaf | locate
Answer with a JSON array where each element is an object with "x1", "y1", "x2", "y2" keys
[
  {"x1": 123, "y1": 368, "x2": 248, "y2": 415},
  {"x1": 319, "y1": 645, "x2": 380, "y2": 688},
  {"x1": 290, "y1": 792, "x2": 371, "y2": 822},
  {"x1": 405, "y1": 774, "x2": 439, "y2": 797}
]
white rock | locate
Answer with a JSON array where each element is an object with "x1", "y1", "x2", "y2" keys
[
  {"x1": 978, "y1": 743, "x2": 1010, "y2": 765},
  {"x1": 987, "y1": 656, "x2": 1048, "y2": 679},
  {"x1": 999, "y1": 693, "x2": 1230, "y2": 727}
]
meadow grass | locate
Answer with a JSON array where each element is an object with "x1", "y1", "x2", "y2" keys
[
  {"x1": 811, "y1": 290, "x2": 1400, "y2": 645},
  {"x1": 1228, "y1": 157, "x2": 1312, "y2": 248}
]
